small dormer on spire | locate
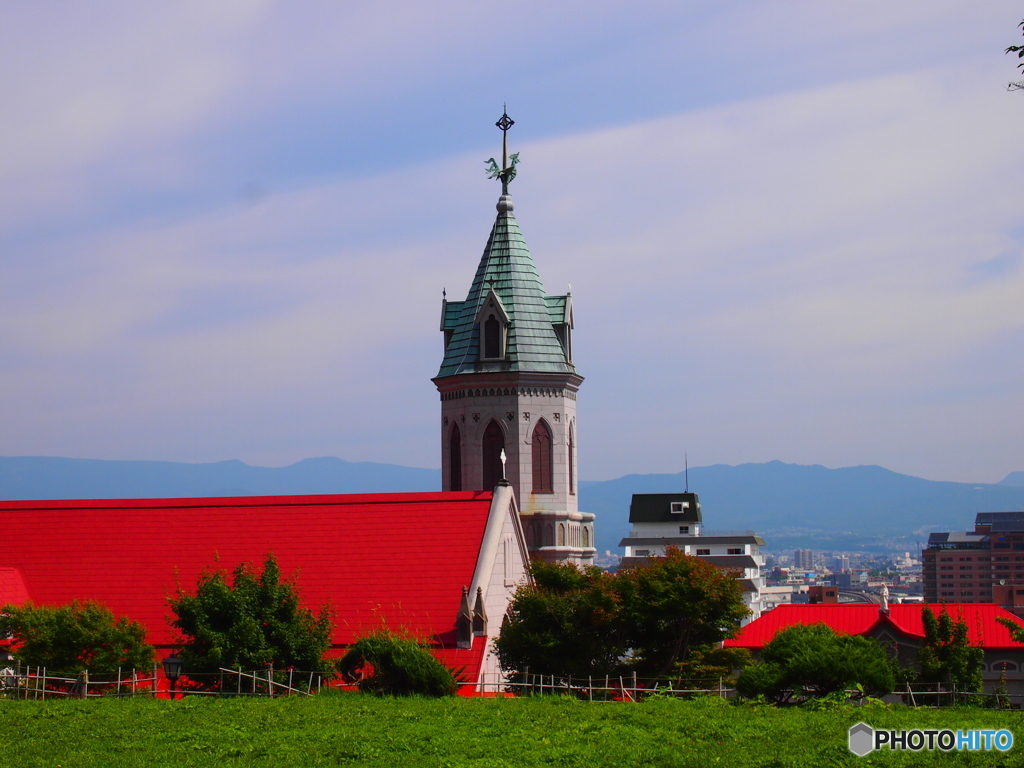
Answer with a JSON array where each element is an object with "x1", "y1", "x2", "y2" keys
[{"x1": 475, "y1": 286, "x2": 509, "y2": 361}]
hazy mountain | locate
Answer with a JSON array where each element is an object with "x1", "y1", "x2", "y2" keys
[
  {"x1": 580, "y1": 461, "x2": 1024, "y2": 554},
  {"x1": 4, "y1": 456, "x2": 1023, "y2": 556},
  {"x1": 1000, "y1": 471, "x2": 1024, "y2": 487}
]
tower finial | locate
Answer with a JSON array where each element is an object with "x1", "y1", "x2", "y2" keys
[
  {"x1": 496, "y1": 105, "x2": 513, "y2": 172},
  {"x1": 485, "y1": 107, "x2": 519, "y2": 199}
]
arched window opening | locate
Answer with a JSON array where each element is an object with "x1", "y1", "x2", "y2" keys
[
  {"x1": 557, "y1": 523, "x2": 565, "y2": 546},
  {"x1": 484, "y1": 314, "x2": 501, "y2": 358},
  {"x1": 582, "y1": 526, "x2": 590, "y2": 548},
  {"x1": 567, "y1": 424, "x2": 575, "y2": 495},
  {"x1": 532, "y1": 420, "x2": 553, "y2": 493},
  {"x1": 544, "y1": 523, "x2": 554, "y2": 547},
  {"x1": 449, "y1": 423, "x2": 462, "y2": 492},
  {"x1": 482, "y1": 420, "x2": 505, "y2": 490}
]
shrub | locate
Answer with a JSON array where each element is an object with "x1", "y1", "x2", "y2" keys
[
  {"x1": 337, "y1": 631, "x2": 456, "y2": 697},
  {"x1": 169, "y1": 553, "x2": 333, "y2": 683},
  {"x1": 0, "y1": 600, "x2": 154, "y2": 675},
  {"x1": 736, "y1": 623, "x2": 894, "y2": 704}
]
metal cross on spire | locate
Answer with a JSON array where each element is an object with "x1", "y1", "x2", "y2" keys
[
  {"x1": 496, "y1": 105, "x2": 514, "y2": 170},
  {"x1": 485, "y1": 105, "x2": 520, "y2": 193}
]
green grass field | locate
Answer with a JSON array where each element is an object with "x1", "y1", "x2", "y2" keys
[{"x1": 1, "y1": 694, "x2": 1020, "y2": 767}]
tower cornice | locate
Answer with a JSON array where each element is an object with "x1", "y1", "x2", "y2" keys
[{"x1": 432, "y1": 370, "x2": 583, "y2": 396}]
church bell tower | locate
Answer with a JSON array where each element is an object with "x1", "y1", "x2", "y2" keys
[{"x1": 433, "y1": 111, "x2": 595, "y2": 565}]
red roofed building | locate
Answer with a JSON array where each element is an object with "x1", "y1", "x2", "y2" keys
[
  {"x1": 0, "y1": 485, "x2": 528, "y2": 688},
  {"x1": 724, "y1": 603, "x2": 1024, "y2": 694}
]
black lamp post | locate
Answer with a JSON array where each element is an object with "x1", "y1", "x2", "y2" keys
[{"x1": 162, "y1": 652, "x2": 184, "y2": 700}]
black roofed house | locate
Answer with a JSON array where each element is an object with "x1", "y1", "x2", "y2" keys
[{"x1": 620, "y1": 493, "x2": 765, "y2": 623}]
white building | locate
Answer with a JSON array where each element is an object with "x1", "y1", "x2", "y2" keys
[{"x1": 620, "y1": 492, "x2": 765, "y2": 622}]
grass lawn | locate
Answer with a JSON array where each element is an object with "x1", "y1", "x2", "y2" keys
[{"x1": 1, "y1": 694, "x2": 1020, "y2": 767}]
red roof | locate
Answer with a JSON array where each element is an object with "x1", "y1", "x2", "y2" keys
[
  {"x1": 0, "y1": 567, "x2": 29, "y2": 605},
  {"x1": 725, "y1": 603, "x2": 1024, "y2": 651},
  {"x1": 0, "y1": 492, "x2": 497, "y2": 671}
]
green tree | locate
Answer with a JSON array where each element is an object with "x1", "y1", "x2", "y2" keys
[
  {"x1": 337, "y1": 630, "x2": 456, "y2": 696},
  {"x1": 0, "y1": 600, "x2": 154, "y2": 674},
  {"x1": 736, "y1": 623, "x2": 894, "y2": 704},
  {"x1": 494, "y1": 548, "x2": 748, "y2": 682},
  {"x1": 918, "y1": 606, "x2": 982, "y2": 703},
  {"x1": 169, "y1": 553, "x2": 332, "y2": 681},
  {"x1": 493, "y1": 561, "x2": 628, "y2": 677},
  {"x1": 617, "y1": 547, "x2": 749, "y2": 679},
  {"x1": 1007, "y1": 18, "x2": 1024, "y2": 90}
]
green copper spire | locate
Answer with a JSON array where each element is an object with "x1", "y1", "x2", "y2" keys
[{"x1": 437, "y1": 112, "x2": 575, "y2": 379}]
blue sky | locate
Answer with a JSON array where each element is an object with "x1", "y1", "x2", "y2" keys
[{"x1": 2, "y1": 2, "x2": 1023, "y2": 483}]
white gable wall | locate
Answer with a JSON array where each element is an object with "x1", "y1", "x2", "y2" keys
[{"x1": 467, "y1": 483, "x2": 531, "y2": 690}]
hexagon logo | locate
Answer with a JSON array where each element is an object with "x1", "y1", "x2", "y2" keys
[{"x1": 848, "y1": 722, "x2": 874, "y2": 757}]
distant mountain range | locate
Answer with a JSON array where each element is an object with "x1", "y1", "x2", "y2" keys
[{"x1": 3, "y1": 456, "x2": 1023, "y2": 555}]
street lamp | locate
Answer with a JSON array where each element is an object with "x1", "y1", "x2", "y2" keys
[{"x1": 162, "y1": 652, "x2": 184, "y2": 700}]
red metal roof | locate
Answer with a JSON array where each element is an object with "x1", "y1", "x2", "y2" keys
[
  {"x1": 0, "y1": 492, "x2": 494, "y2": 671},
  {"x1": 724, "y1": 603, "x2": 1024, "y2": 651},
  {"x1": 0, "y1": 567, "x2": 29, "y2": 605}
]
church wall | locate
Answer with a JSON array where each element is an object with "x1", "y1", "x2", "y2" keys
[{"x1": 477, "y1": 507, "x2": 530, "y2": 687}]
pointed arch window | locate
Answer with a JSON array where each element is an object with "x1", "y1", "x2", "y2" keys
[
  {"x1": 484, "y1": 315, "x2": 501, "y2": 359},
  {"x1": 482, "y1": 420, "x2": 505, "y2": 490},
  {"x1": 476, "y1": 289, "x2": 509, "y2": 361},
  {"x1": 449, "y1": 423, "x2": 462, "y2": 492},
  {"x1": 532, "y1": 420, "x2": 553, "y2": 494}
]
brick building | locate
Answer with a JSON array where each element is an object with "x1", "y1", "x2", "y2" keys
[{"x1": 922, "y1": 511, "x2": 1024, "y2": 617}]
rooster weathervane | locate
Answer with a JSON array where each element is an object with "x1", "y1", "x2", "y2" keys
[{"x1": 485, "y1": 106, "x2": 519, "y2": 193}]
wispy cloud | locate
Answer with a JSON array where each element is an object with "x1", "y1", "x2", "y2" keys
[{"x1": 1, "y1": 2, "x2": 1022, "y2": 484}]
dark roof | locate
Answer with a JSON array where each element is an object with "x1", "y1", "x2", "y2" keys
[
  {"x1": 619, "y1": 554, "x2": 758, "y2": 570},
  {"x1": 976, "y1": 512, "x2": 1024, "y2": 527},
  {"x1": 697, "y1": 555, "x2": 759, "y2": 570},
  {"x1": 436, "y1": 194, "x2": 576, "y2": 378},
  {"x1": 628, "y1": 493, "x2": 701, "y2": 524},
  {"x1": 619, "y1": 535, "x2": 764, "y2": 547},
  {"x1": 978, "y1": 512, "x2": 1024, "y2": 533}
]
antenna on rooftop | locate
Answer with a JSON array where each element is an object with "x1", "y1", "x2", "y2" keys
[{"x1": 685, "y1": 453, "x2": 689, "y2": 493}]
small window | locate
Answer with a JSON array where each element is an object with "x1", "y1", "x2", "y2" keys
[
  {"x1": 727, "y1": 548, "x2": 742, "y2": 555},
  {"x1": 484, "y1": 314, "x2": 501, "y2": 359},
  {"x1": 696, "y1": 549, "x2": 710, "y2": 556},
  {"x1": 678, "y1": 526, "x2": 689, "y2": 535},
  {"x1": 670, "y1": 501, "x2": 689, "y2": 514},
  {"x1": 635, "y1": 549, "x2": 650, "y2": 557}
]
